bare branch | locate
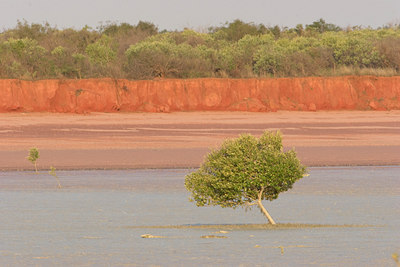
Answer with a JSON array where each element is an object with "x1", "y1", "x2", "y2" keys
[
  {"x1": 245, "y1": 201, "x2": 258, "y2": 207},
  {"x1": 257, "y1": 187, "x2": 264, "y2": 202}
]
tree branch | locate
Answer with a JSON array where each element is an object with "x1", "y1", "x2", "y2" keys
[
  {"x1": 244, "y1": 201, "x2": 258, "y2": 206},
  {"x1": 257, "y1": 187, "x2": 265, "y2": 202}
]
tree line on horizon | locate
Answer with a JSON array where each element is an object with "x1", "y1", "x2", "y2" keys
[{"x1": 0, "y1": 19, "x2": 400, "y2": 80}]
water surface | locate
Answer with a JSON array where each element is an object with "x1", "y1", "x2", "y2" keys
[{"x1": 0, "y1": 166, "x2": 399, "y2": 266}]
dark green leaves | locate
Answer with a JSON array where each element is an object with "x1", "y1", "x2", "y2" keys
[{"x1": 185, "y1": 131, "x2": 306, "y2": 209}]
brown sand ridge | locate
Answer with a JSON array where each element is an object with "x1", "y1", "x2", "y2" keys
[
  {"x1": 0, "y1": 76, "x2": 399, "y2": 170},
  {"x1": 0, "y1": 76, "x2": 399, "y2": 113}
]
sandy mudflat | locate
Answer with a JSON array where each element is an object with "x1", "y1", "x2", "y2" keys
[{"x1": 0, "y1": 111, "x2": 399, "y2": 170}]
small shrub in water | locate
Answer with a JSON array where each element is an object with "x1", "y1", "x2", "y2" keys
[{"x1": 49, "y1": 166, "x2": 62, "y2": 189}]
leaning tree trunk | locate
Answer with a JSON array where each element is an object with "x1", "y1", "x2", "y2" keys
[
  {"x1": 257, "y1": 200, "x2": 276, "y2": 225},
  {"x1": 257, "y1": 188, "x2": 276, "y2": 225}
]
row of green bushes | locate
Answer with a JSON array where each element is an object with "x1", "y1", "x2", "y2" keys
[{"x1": 1, "y1": 19, "x2": 400, "y2": 80}]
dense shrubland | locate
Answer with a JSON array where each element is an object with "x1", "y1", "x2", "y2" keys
[{"x1": 1, "y1": 19, "x2": 400, "y2": 80}]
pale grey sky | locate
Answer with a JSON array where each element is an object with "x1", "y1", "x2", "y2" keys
[{"x1": 1, "y1": 0, "x2": 399, "y2": 31}]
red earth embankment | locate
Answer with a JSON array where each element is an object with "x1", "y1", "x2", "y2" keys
[{"x1": 0, "y1": 76, "x2": 399, "y2": 113}]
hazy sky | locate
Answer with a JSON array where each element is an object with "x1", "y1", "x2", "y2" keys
[{"x1": 1, "y1": 0, "x2": 400, "y2": 31}]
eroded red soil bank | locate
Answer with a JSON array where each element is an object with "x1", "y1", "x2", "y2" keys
[{"x1": 0, "y1": 76, "x2": 399, "y2": 113}]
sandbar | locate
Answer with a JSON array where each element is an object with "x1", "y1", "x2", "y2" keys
[{"x1": 0, "y1": 111, "x2": 399, "y2": 170}]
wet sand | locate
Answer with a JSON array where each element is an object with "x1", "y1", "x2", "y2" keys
[{"x1": 0, "y1": 111, "x2": 399, "y2": 170}]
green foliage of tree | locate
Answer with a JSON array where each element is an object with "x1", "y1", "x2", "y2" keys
[
  {"x1": 55, "y1": 27, "x2": 101, "y2": 54},
  {"x1": 185, "y1": 131, "x2": 307, "y2": 224},
  {"x1": 71, "y1": 53, "x2": 88, "y2": 79},
  {"x1": 85, "y1": 35, "x2": 116, "y2": 66},
  {"x1": 27, "y1": 148, "x2": 40, "y2": 173},
  {"x1": 1, "y1": 19, "x2": 400, "y2": 80},
  {"x1": 321, "y1": 31, "x2": 384, "y2": 68},
  {"x1": 1, "y1": 20, "x2": 56, "y2": 41},
  {"x1": 210, "y1": 19, "x2": 267, "y2": 42},
  {"x1": 269, "y1": 25, "x2": 281, "y2": 39},
  {"x1": 169, "y1": 29, "x2": 212, "y2": 47},
  {"x1": 253, "y1": 36, "x2": 330, "y2": 76},
  {"x1": 125, "y1": 40, "x2": 178, "y2": 79},
  {"x1": 253, "y1": 44, "x2": 281, "y2": 76},
  {"x1": 99, "y1": 22, "x2": 135, "y2": 36},
  {"x1": 97, "y1": 21, "x2": 158, "y2": 58},
  {"x1": 49, "y1": 46, "x2": 78, "y2": 78},
  {"x1": 294, "y1": 24, "x2": 305, "y2": 36},
  {"x1": 125, "y1": 38, "x2": 213, "y2": 79},
  {"x1": 253, "y1": 34, "x2": 341, "y2": 77},
  {"x1": 1, "y1": 38, "x2": 47, "y2": 79},
  {"x1": 135, "y1": 21, "x2": 159, "y2": 36},
  {"x1": 306, "y1": 18, "x2": 342, "y2": 33},
  {"x1": 215, "y1": 34, "x2": 274, "y2": 77}
]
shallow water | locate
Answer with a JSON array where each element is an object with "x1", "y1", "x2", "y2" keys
[{"x1": 0, "y1": 166, "x2": 399, "y2": 266}]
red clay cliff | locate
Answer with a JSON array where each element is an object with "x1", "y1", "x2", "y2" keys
[{"x1": 0, "y1": 76, "x2": 399, "y2": 113}]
